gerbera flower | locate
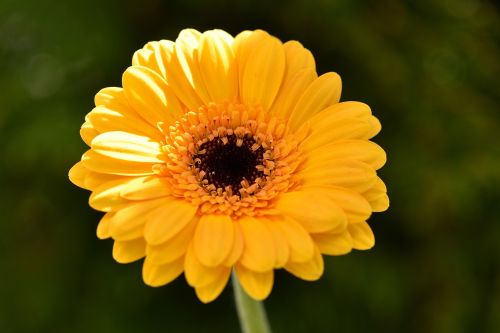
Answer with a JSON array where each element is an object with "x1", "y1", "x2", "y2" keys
[{"x1": 69, "y1": 29, "x2": 389, "y2": 303}]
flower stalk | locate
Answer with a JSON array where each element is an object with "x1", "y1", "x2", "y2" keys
[{"x1": 232, "y1": 272, "x2": 272, "y2": 333}]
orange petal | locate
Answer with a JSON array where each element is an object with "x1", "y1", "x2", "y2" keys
[
  {"x1": 193, "y1": 214, "x2": 234, "y2": 267},
  {"x1": 266, "y1": 220, "x2": 290, "y2": 268},
  {"x1": 238, "y1": 216, "x2": 275, "y2": 272},
  {"x1": 272, "y1": 216, "x2": 314, "y2": 263},
  {"x1": 142, "y1": 256, "x2": 184, "y2": 287},
  {"x1": 348, "y1": 222, "x2": 375, "y2": 250},
  {"x1": 112, "y1": 238, "x2": 146, "y2": 263},
  {"x1": 301, "y1": 159, "x2": 377, "y2": 193},
  {"x1": 195, "y1": 267, "x2": 231, "y2": 303},
  {"x1": 235, "y1": 265, "x2": 274, "y2": 301},
  {"x1": 185, "y1": 242, "x2": 230, "y2": 288},
  {"x1": 324, "y1": 186, "x2": 372, "y2": 223},
  {"x1": 362, "y1": 177, "x2": 389, "y2": 212},
  {"x1": 312, "y1": 230, "x2": 353, "y2": 256},
  {"x1": 146, "y1": 219, "x2": 197, "y2": 265},
  {"x1": 107, "y1": 198, "x2": 168, "y2": 240},
  {"x1": 96, "y1": 213, "x2": 112, "y2": 239},
  {"x1": 275, "y1": 189, "x2": 347, "y2": 233},
  {"x1": 224, "y1": 223, "x2": 244, "y2": 266},
  {"x1": 285, "y1": 245, "x2": 324, "y2": 281},
  {"x1": 144, "y1": 198, "x2": 197, "y2": 245}
]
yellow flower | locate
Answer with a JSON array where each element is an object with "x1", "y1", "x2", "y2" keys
[{"x1": 69, "y1": 29, "x2": 389, "y2": 303}]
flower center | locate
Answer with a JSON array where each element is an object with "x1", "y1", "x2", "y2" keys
[
  {"x1": 157, "y1": 101, "x2": 305, "y2": 217},
  {"x1": 194, "y1": 135, "x2": 265, "y2": 196}
]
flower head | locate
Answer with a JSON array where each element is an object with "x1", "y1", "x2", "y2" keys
[{"x1": 69, "y1": 29, "x2": 389, "y2": 303}]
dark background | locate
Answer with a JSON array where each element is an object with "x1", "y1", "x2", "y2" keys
[{"x1": 1, "y1": 0, "x2": 499, "y2": 332}]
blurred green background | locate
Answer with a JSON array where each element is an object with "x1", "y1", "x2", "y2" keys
[{"x1": 1, "y1": 0, "x2": 499, "y2": 332}]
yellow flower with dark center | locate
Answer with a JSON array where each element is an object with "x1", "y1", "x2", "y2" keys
[{"x1": 69, "y1": 29, "x2": 389, "y2": 303}]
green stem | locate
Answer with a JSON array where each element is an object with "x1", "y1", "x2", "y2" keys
[{"x1": 232, "y1": 272, "x2": 272, "y2": 333}]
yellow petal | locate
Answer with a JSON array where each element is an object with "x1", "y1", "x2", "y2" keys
[
  {"x1": 238, "y1": 216, "x2": 275, "y2": 272},
  {"x1": 275, "y1": 189, "x2": 347, "y2": 233},
  {"x1": 122, "y1": 66, "x2": 183, "y2": 126},
  {"x1": 132, "y1": 41, "x2": 168, "y2": 78},
  {"x1": 270, "y1": 40, "x2": 317, "y2": 118},
  {"x1": 163, "y1": 39, "x2": 204, "y2": 111},
  {"x1": 308, "y1": 140, "x2": 386, "y2": 170},
  {"x1": 87, "y1": 105, "x2": 162, "y2": 141},
  {"x1": 198, "y1": 30, "x2": 238, "y2": 102},
  {"x1": 301, "y1": 159, "x2": 377, "y2": 193},
  {"x1": 240, "y1": 32, "x2": 285, "y2": 110},
  {"x1": 193, "y1": 214, "x2": 234, "y2": 267},
  {"x1": 112, "y1": 238, "x2": 146, "y2": 263},
  {"x1": 195, "y1": 268, "x2": 231, "y2": 303},
  {"x1": 224, "y1": 223, "x2": 244, "y2": 266},
  {"x1": 270, "y1": 68, "x2": 317, "y2": 120},
  {"x1": 68, "y1": 161, "x2": 91, "y2": 189},
  {"x1": 144, "y1": 198, "x2": 197, "y2": 245},
  {"x1": 107, "y1": 198, "x2": 168, "y2": 240},
  {"x1": 93, "y1": 86, "x2": 169, "y2": 139},
  {"x1": 142, "y1": 256, "x2": 184, "y2": 287},
  {"x1": 95, "y1": 87, "x2": 125, "y2": 106},
  {"x1": 371, "y1": 193, "x2": 389, "y2": 212},
  {"x1": 91, "y1": 131, "x2": 163, "y2": 163},
  {"x1": 366, "y1": 114, "x2": 382, "y2": 139},
  {"x1": 348, "y1": 222, "x2": 375, "y2": 250},
  {"x1": 84, "y1": 171, "x2": 125, "y2": 191},
  {"x1": 236, "y1": 265, "x2": 274, "y2": 301},
  {"x1": 271, "y1": 216, "x2": 314, "y2": 263},
  {"x1": 285, "y1": 245, "x2": 324, "y2": 281},
  {"x1": 234, "y1": 30, "x2": 265, "y2": 89},
  {"x1": 120, "y1": 176, "x2": 171, "y2": 200},
  {"x1": 312, "y1": 230, "x2": 353, "y2": 255},
  {"x1": 302, "y1": 116, "x2": 378, "y2": 153},
  {"x1": 96, "y1": 213, "x2": 112, "y2": 239},
  {"x1": 287, "y1": 72, "x2": 342, "y2": 131},
  {"x1": 80, "y1": 121, "x2": 99, "y2": 146},
  {"x1": 146, "y1": 219, "x2": 197, "y2": 265},
  {"x1": 362, "y1": 177, "x2": 389, "y2": 212},
  {"x1": 282, "y1": 40, "x2": 316, "y2": 80},
  {"x1": 301, "y1": 101, "x2": 381, "y2": 151},
  {"x1": 88, "y1": 178, "x2": 132, "y2": 212},
  {"x1": 174, "y1": 29, "x2": 212, "y2": 104},
  {"x1": 185, "y1": 242, "x2": 230, "y2": 287},
  {"x1": 81, "y1": 150, "x2": 155, "y2": 176}
]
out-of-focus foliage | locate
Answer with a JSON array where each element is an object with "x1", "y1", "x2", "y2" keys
[{"x1": 0, "y1": 0, "x2": 499, "y2": 332}]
